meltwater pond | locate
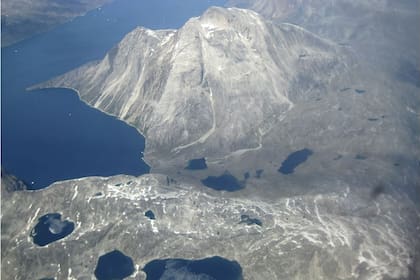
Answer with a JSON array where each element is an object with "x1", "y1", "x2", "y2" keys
[{"x1": 1, "y1": 0, "x2": 226, "y2": 189}]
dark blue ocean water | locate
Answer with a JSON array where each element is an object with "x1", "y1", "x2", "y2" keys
[{"x1": 1, "y1": 0, "x2": 226, "y2": 189}]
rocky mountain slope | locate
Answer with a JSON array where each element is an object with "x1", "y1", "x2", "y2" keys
[
  {"x1": 227, "y1": 0, "x2": 420, "y2": 81},
  {"x1": 36, "y1": 7, "x2": 353, "y2": 164}
]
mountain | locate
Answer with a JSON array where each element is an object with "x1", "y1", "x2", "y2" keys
[
  {"x1": 35, "y1": 6, "x2": 419, "y2": 198},
  {"x1": 36, "y1": 7, "x2": 354, "y2": 164}
]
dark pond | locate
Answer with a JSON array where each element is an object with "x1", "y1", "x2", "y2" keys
[
  {"x1": 354, "y1": 89, "x2": 366, "y2": 94},
  {"x1": 94, "y1": 250, "x2": 135, "y2": 280},
  {"x1": 145, "y1": 210, "x2": 156, "y2": 220},
  {"x1": 185, "y1": 158, "x2": 208, "y2": 170},
  {"x1": 30, "y1": 213, "x2": 74, "y2": 246},
  {"x1": 143, "y1": 256, "x2": 243, "y2": 280},
  {"x1": 1, "y1": 0, "x2": 226, "y2": 189},
  {"x1": 278, "y1": 148, "x2": 313, "y2": 174},
  {"x1": 255, "y1": 169, "x2": 264, "y2": 178},
  {"x1": 201, "y1": 173, "x2": 243, "y2": 191},
  {"x1": 240, "y1": 214, "x2": 262, "y2": 227}
]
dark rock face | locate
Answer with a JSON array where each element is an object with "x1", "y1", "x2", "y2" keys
[
  {"x1": 94, "y1": 250, "x2": 135, "y2": 280},
  {"x1": 143, "y1": 256, "x2": 243, "y2": 280},
  {"x1": 30, "y1": 213, "x2": 75, "y2": 246}
]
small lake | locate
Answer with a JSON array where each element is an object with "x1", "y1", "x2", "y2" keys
[
  {"x1": 143, "y1": 256, "x2": 243, "y2": 280},
  {"x1": 1, "y1": 0, "x2": 226, "y2": 189},
  {"x1": 240, "y1": 214, "x2": 262, "y2": 227},
  {"x1": 185, "y1": 158, "x2": 208, "y2": 170},
  {"x1": 30, "y1": 213, "x2": 74, "y2": 246},
  {"x1": 278, "y1": 148, "x2": 313, "y2": 174},
  {"x1": 94, "y1": 250, "x2": 135, "y2": 280},
  {"x1": 145, "y1": 210, "x2": 156, "y2": 220},
  {"x1": 201, "y1": 172, "x2": 244, "y2": 191}
]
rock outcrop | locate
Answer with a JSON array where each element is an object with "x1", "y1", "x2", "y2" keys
[{"x1": 2, "y1": 174, "x2": 419, "y2": 279}]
